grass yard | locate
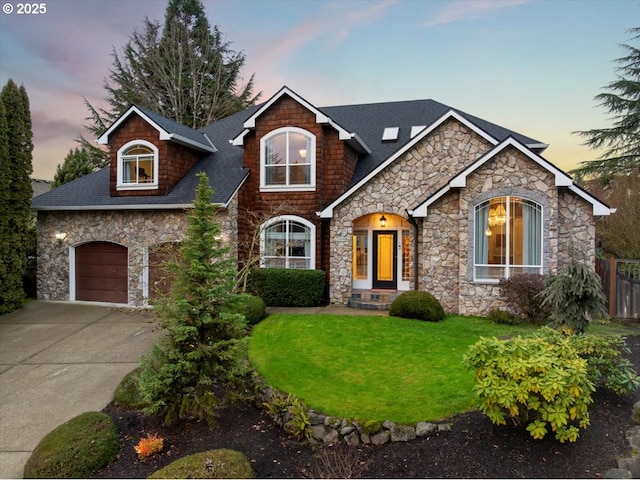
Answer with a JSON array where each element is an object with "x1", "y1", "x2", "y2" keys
[{"x1": 249, "y1": 314, "x2": 535, "y2": 424}]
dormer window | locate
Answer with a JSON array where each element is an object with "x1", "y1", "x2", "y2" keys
[
  {"x1": 260, "y1": 127, "x2": 315, "y2": 191},
  {"x1": 117, "y1": 140, "x2": 158, "y2": 190}
]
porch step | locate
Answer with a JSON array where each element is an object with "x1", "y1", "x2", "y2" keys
[{"x1": 348, "y1": 290, "x2": 400, "y2": 311}]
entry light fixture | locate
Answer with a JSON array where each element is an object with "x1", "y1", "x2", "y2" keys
[
  {"x1": 54, "y1": 232, "x2": 67, "y2": 245},
  {"x1": 379, "y1": 215, "x2": 387, "y2": 228}
]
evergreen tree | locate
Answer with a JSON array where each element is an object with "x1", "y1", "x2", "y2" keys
[
  {"x1": 138, "y1": 173, "x2": 249, "y2": 425},
  {"x1": 81, "y1": 0, "x2": 259, "y2": 166},
  {"x1": 0, "y1": 79, "x2": 33, "y2": 313},
  {"x1": 571, "y1": 27, "x2": 640, "y2": 180},
  {"x1": 52, "y1": 147, "x2": 95, "y2": 188}
]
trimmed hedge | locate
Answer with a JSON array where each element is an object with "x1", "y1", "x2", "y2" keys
[
  {"x1": 148, "y1": 449, "x2": 254, "y2": 479},
  {"x1": 23, "y1": 412, "x2": 119, "y2": 478},
  {"x1": 247, "y1": 268, "x2": 325, "y2": 307},
  {"x1": 389, "y1": 291, "x2": 445, "y2": 322}
]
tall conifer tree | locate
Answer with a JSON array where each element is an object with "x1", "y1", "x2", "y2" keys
[{"x1": 0, "y1": 79, "x2": 33, "y2": 313}]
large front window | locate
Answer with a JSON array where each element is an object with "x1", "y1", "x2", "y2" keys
[
  {"x1": 261, "y1": 127, "x2": 315, "y2": 190},
  {"x1": 117, "y1": 140, "x2": 158, "y2": 190},
  {"x1": 474, "y1": 196, "x2": 542, "y2": 281},
  {"x1": 262, "y1": 216, "x2": 315, "y2": 269}
]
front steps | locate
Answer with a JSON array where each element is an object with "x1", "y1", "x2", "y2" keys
[{"x1": 348, "y1": 290, "x2": 399, "y2": 311}]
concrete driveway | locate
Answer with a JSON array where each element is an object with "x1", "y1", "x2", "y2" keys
[{"x1": 0, "y1": 301, "x2": 160, "y2": 478}]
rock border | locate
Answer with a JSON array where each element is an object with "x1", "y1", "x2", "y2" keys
[
  {"x1": 255, "y1": 381, "x2": 451, "y2": 447},
  {"x1": 604, "y1": 401, "x2": 640, "y2": 479}
]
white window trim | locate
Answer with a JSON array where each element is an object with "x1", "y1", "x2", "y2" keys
[
  {"x1": 260, "y1": 215, "x2": 316, "y2": 269},
  {"x1": 472, "y1": 196, "x2": 544, "y2": 283},
  {"x1": 260, "y1": 127, "x2": 316, "y2": 192},
  {"x1": 117, "y1": 139, "x2": 159, "y2": 191}
]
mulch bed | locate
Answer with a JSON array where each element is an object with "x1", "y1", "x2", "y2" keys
[{"x1": 93, "y1": 335, "x2": 640, "y2": 479}]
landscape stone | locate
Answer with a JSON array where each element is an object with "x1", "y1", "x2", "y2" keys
[
  {"x1": 618, "y1": 457, "x2": 640, "y2": 478},
  {"x1": 416, "y1": 422, "x2": 437, "y2": 436},
  {"x1": 604, "y1": 468, "x2": 632, "y2": 479},
  {"x1": 360, "y1": 432, "x2": 371, "y2": 444},
  {"x1": 371, "y1": 430, "x2": 390, "y2": 446},
  {"x1": 310, "y1": 424, "x2": 329, "y2": 442},
  {"x1": 382, "y1": 420, "x2": 396, "y2": 430},
  {"x1": 437, "y1": 423, "x2": 452, "y2": 432},
  {"x1": 626, "y1": 426, "x2": 640, "y2": 452},
  {"x1": 309, "y1": 412, "x2": 326, "y2": 425},
  {"x1": 340, "y1": 426, "x2": 355, "y2": 436},
  {"x1": 390, "y1": 425, "x2": 417, "y2": 442},
  {"x1": 323, "y1": 429, "x2": 340, "y2": 445},
  {"x1": 633, "y1": 401, "x2": 640, "y2": 425},
  {"x1": 344, "y1": 432, "x2": 360, "y2": 446}
]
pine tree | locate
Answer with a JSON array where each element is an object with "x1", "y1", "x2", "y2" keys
[
  {"x1": 138, "y1": 173, "x2": 249, "y2": 425},
  {"x1": 0, "y1": 79, "x2": 33, "y2": 313},
  {"x1": 81, "y1": 0, "x2": 259, "y2": 166},
  {"x1": 52, "y1": 147, "x2": 95, "y2": 188},
  {"x1": 572, "y1": 27, "x2": 640, "y2": 180}
]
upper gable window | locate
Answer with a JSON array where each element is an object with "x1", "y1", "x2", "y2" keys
[
  {"x1": 260, "y1": 127, "x2": 315, "y2": 191},
  {"x1": 117, "y1": 140, "x2": 158, "y2": 190}
]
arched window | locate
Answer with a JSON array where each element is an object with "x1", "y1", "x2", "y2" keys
[
  {"x1": 260, "y1": 127, "x2": 315, "y2": 191},
  {"x1": 474, "y1": 196, "x2": 542, "y2": 281},
  {"x1": 117, "y1": 140, "x2": 158, "y2": 189},
  {"x1": 261, "y1": 216, "x2": 315, "y2": 269}
]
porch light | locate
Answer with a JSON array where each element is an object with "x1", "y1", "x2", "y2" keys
[
  {"x1": 54, "y1": 231, "x2": 67, "y2": 246},
  {"x1": 488, "y1": 204, "x2": 507, "y2": 227},
  {"x1": 379, "y1": 215, "x2": 387, "y2": 228}
]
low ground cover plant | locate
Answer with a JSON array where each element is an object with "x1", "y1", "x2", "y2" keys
[
  {"x1": 389, "y1": 291, "x2": 445, "y2": 322},
  {"x1": 23, "y1": 412, "x2": 119, "y2": 478},
  {"x1": 148, "y1": 449, "x2": 254, "y2": 479},
  {"x1": 464, "y1": 327, "x2": 640, "y2": 443},
  {"x1": 134, "y1": 433, "x2": 164, "y2": 460}
]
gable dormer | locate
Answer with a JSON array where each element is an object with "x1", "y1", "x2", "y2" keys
[
  {"x1": 97, "y1": 105, "x2": 216, "y2": 197},
  {"x1": 231, "y1": 87, "x2": 369, "y2": 204}
]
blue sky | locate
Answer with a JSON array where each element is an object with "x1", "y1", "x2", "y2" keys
[{"x1": 0, "y1": 0, "x2": 636, "y2": 180}]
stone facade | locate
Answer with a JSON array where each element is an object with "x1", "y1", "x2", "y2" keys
[
  {"x1": 329, "y1": 117, "x2": 596, "y2": 315},
  {"x1": 36, "y1": 196, "x2": 237, "y2": 306}
]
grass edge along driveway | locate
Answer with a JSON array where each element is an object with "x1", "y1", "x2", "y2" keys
[{"x1": 249, "y1": 314, "x2": 534, "y2": 425}]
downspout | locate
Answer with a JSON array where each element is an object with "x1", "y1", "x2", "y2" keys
[{"x1": 406, "y1": 210, "x2": 419, "y2": 291}]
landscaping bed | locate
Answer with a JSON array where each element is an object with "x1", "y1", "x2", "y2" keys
[{"x1": 93, "y1": 335, "x2": 640, "y2": 479}]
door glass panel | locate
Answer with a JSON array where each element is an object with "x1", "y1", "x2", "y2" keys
[
  {"x1": 402, "y1": 230, "x2": 410, "y2": 282},
  {"x1": 377, "y1": 233, "x2": 394, "y2": 281},
  {"x1": 353, "y1": 230, "x2": 368, "y2": 280}
]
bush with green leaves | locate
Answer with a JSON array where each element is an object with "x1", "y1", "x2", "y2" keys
[
  {"x1": 487, "y1": 309, "x2": 520, "y2": 325},
  {"x1": 248, "y1": 268, "x2": 325, "y2": 307},
  {"x1": 23, "y1": 412, "x2": 119, "y2": 478},
  {"x1": 498, "y1": 274, "x2": 551, "y2": 325},
  {"x1": 464, "y1": 327, "x2": 640, "y2": 443},
  {"x1": 226, "y1": 293, "x2": 267, "y2": 326},
  {"x1": 112, "y1": 367, "x2": 148, "y2": 409},
  {"x1": 389, "y1": 291, "x2": 445, "y2": 322},
  {"x1": 148, "y1": 449, "x2": 254, "y2": 479},
  {"x1": 138, "y1": 173, "x2": 249, "y2": 425},
  {"x1": 262, "y1": 391, "x2": 312, "y2": 441},
  {"x1": 540, "y1": 245, "x2": 608, "y2": 334}
]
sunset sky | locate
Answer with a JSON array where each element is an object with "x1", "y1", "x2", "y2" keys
[{"x1": 0, "y1": 0, "x2": 636, "y2": 181}]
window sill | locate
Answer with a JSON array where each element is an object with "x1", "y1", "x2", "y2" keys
[
  {"x1": 117, "y1": 184, "x2": 158, "y2": 191},
  {"x1": 260, "y1": 185, "x2": 316, "y2": 193}
]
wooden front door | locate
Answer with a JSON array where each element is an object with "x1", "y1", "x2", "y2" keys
[{"x1": 372, "y1": 231, "x2": 397, "y2": 289}]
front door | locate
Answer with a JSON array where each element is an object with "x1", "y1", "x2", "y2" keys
[{"x1": 372, "y1": 231, "x2": 397, "y2": 289}]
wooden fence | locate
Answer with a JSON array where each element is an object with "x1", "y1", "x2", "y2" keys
[{"x1": 595, "y1": 258, "x2": 640, "y2": 320}]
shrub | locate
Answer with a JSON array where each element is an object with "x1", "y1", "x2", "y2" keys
[
  {"x1": 248, "y1": 268, "x2": 325, "y2": 307},
  {"x1": 487, "y1": 309, "x2": 520, "y2": 325},
  {"x1": 134, "y1": 433, "x2": 164, "y2": 460},
  {"x1": 540, "y1": 244, "x2": 608, "y2": 334},
  {"x1": 263, "y1": 391, "x2": 311, "y2": 441},
  {"x1": 498, "y1": 274, "x2": 551, "y2": 325},
  {"x1": 226, "y1": 293, "x2": 267, "y2": 326},
  {"x1": 389, "y1": 291, "x2": 444, "y2": 322},
  {"x1": 148, "y1": 449, "x2": 254, "y2": 479},
  {"x1": 113, "y1": 367, "x2": 148, "y2": 409},
  {"x1": 23, "y1": 412, "x2": 119, "y2": 478},
  {"x1": 464, "y1": 328, "x2": 595, "y2": 443}
]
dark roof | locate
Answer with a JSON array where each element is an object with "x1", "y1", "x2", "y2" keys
[
  {"x1": 134, "y1": 105, "x2": 215, "y2": 151},
  {"x1": 32, "y1": 95, "x2": 544, "y2": 211}
]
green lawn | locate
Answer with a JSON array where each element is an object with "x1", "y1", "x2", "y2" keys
[{"x1": 249, "y1": 314, "x2": 535, "y2": 424}]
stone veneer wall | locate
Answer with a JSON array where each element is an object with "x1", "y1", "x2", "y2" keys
[
  {"x1": 37, "y1": 196, "x2": 237, "y2": 305},
  {"x1": 330, "y1": 119, "x2": 491, "y2": 306},
  {"x1": 329, "y1": 118, "x2": 596, "y2": 316}
]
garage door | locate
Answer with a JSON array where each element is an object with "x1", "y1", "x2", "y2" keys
[{"x1": 75, "y1": 242, "x2": 128, "y2": 303}]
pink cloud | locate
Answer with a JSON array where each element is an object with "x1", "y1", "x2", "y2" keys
[{"x1": 423, "y1": 0, "x2": 532, "y2": 28}]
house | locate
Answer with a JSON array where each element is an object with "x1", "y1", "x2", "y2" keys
[{"x1": 31, "y1": 86, "x2": 614, "y2": 314}]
